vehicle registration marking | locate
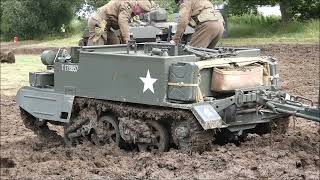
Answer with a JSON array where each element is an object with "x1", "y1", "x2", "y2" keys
[{"x1": 62, "y1": 64, "x2": 79, "y2": 72}]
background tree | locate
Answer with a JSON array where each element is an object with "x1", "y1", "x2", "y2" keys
[
  {"x1": 85, "y1": 0, "x2": 178, "y2": 14},
  {"x1": 84, "y1": 0, "x2": 224, "y2": 16},
  {"x1": 0, "y1": 0, "x2": 82, "y2": 40},
  {"x1": 86, "y1": 0, "x2": 107, "y2": 9},
  {"x1": 226, "y1": 0, "x2": 320, "y2": 22}
]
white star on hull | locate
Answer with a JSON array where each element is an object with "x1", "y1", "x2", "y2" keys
[{"x1": 140, "y1": 70, "x2": 157, "y2": 94}]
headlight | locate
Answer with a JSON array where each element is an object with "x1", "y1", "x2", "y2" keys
[{"x1": 41, "y1": 50, "x2": 57, "y2": 66}]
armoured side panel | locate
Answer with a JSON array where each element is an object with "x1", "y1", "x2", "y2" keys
[
  {"x1": 16, "y1": 86, "x2": 74, "y2": 123},
  {"x1": 54, "y1": 52, "x2": 196, "y2": 106},
  {"x1": 29, "y1": 72, "x2": 54, "y2": 87}
]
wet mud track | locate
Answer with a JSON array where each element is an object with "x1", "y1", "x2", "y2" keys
[{"x1": 1, "y1": 44, "x2": 319, "y2": 179}]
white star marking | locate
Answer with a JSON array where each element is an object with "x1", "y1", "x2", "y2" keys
[{"x1": 139, "y1": 70, "x2": 157, "y2": 94}]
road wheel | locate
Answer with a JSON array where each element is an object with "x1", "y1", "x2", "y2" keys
[
  {"x1": 20, "y1": 107, "x2": 46, "y2": 130},
  {"x1": 91, "y1": 115, "x2": 122, "y2": 146},
  {"x1": 271, "y1": 116, "x2": 290, "y2": 135},
  {"x1": 137, "y1": 121, "x2": 169, "y2": 152},
  {"x1": 251, "y1": 116, "x2": 291, "y2": 136}
]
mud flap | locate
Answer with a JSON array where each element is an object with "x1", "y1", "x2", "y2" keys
[
  {"x1": 191, "y1": 103, "x2": 225, "y2": 130},
  {"x1": 16, "y1": 86, "x2": 74, "y2": 123}
]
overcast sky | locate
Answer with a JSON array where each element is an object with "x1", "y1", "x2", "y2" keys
[{"x1": 257, "y1": 5, "x2": 281, "y2": 16}]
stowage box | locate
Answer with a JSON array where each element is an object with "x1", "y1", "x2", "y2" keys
[{"x1": 29, "y1": 72, "x2": 54, "y2": 87}]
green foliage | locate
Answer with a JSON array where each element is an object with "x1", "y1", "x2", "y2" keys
[
  {"x1": 155, "y1": 0, "x2": 178, "y2": 14},
  {"x1": 229, "y1": 14, "x2": 281, "y2": 25},
  {"x1": 226, "y1": 0, "x2": 320, "y2": 22},
  {"x1": 86, "y1": 0, "x2": 179, "y2": 14},
  {"x1": 68, "y1": 19, "x2": 87, "y2": 35},
  {"x1": 225, "y1": 0, "x2": 259, "y2": 16},
  {"x1": 286, "y1": 0, "x2": 320, "y2": 20},
  {"x1": 227, "y1": 14, "x2": 319, "y2": 39},
  {"x1": 0, "y1": 0, "x2": 82, "y2": 40},
  {"x1": 86, "y1": 0, "x2": 109, "y2": 9},
  {"x1": 1, "y1": 0, "x2": 41, "y2": 40}
]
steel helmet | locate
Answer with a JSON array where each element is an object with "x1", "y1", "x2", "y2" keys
[{"x1": 136, "y1": 0, "x2": 152, "y2": 12}]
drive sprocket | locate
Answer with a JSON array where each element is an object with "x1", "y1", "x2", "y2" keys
[{"x1": 20, "y1": 107, "x2": 62, "y2": 141}]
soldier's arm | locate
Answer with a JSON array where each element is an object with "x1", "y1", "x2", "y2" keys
[
  {"x1": 118, "y1": 2, "x2": 132, "y2": 43},
  {"x1": 172, "y1": 0, "x2": 192, "y2": 43}
]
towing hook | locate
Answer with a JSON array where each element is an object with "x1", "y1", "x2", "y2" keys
[{"x1": 266, "y1": 102, "x2": 277, "y2": 113}]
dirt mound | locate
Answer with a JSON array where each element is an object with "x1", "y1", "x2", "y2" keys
[
  {"x1": 0, "y1": 44, "x2": 319, "y2": 179},
  {"x1": 1, "y1": 47, "x2": 56, "y2": 55},
  {"x1": 0, "y1": 41, "x2": 57, "y2": 55},
  {"x1": 0, "y1": 51, "x2": 15, "y2": 64},
  {"x1": 0, "y1": 158, "x2": 16, "y2": 169}
]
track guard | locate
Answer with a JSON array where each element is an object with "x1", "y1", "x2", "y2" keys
[
  {"x1": 16, "y1": 86, "x2": 74, "y2": 123},
  {"x1": 191, "y1": 103, "x2": 225, "y2": 130}
]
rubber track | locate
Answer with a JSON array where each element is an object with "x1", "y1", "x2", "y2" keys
[
  {"x1": 20, "y1": 108, "x2": 62, "y2": 142},
  {"x1": 68, "y1": 97, "x2": 214, "y2": 152}
]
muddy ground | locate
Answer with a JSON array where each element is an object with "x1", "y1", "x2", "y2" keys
[
  {"x1": 1, "y1": 44, "x2": 319, "y2": 179},
  {"x1": 0, "y1": 41, "x2": 57, "y2": 55}
]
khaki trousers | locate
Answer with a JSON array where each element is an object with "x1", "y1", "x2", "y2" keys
[
  {"x1": 87, "y1": 16, "x2": 121, "y2": 46},
  {"x1": 189, "y1": 20, "x2": 224, "y2": 49}
]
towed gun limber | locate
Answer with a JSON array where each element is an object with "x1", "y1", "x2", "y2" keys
[{"x1": 262, "y1": 91, "x2": 319, "y2": 122}]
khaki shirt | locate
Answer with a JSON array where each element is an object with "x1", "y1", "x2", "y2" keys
[
  {"x1": 172, "y1": 0, "x2": 215, "y2": 43},
  {"x1": 95, "y1": 0, "x2": 134, "y2": 43}
]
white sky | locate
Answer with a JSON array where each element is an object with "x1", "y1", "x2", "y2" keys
[{"x1": 257, "y1": 5, "x2": 282, "y2": 16}]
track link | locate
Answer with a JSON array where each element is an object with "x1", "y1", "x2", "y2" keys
[
  {"x1": 20, "y1": 107, "x2": 62, "y2": 142},
  {"x1": 64, "y1": 97, "x2": 214, "y2": 152}
]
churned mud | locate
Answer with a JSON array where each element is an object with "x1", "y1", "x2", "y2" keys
[{"x1": 1, "y1": 44, "x2": 319, "y2": 179}]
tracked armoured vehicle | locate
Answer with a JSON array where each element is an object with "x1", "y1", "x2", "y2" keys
[{"x1": 17, "y1": 42, "x2": 320, "y2": 152}]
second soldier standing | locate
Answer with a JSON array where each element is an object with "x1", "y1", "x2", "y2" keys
[{"x1": 171, "y1": 0, "x2": 224, "y2": 49}]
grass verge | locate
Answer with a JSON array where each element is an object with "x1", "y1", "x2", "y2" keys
[
  {"x1": 1, "y1": 55, "x2": 45, "y2": 96},
  {"x1": 225, "y1": 15, "x2": 319, "y2": 45},
  {"x1": 1, "y1": 17, "x2": 318, "y2": 47}
]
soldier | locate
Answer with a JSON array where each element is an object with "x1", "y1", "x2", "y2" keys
[
  {"x1": 87, "y1": 0, "x2": 152, "y2": 46},
  {"x1": 170, "y1": 0, "x2": 224, "y2": 49}
]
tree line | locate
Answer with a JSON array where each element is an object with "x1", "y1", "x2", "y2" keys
[
  {"x1": 227, "y1": 0, "x2": 319, "y2": 22},
  {"x1": 1, "y1": 0, "x2": 318, "y2": 41}
]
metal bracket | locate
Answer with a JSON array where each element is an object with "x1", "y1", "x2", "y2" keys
[{"x1": 191, "y1": 103, "x2": 227, "y2": 130}]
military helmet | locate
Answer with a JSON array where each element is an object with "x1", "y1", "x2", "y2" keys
[{"x1": 136, "y1": 0, "x2": 152, "y2": 12}]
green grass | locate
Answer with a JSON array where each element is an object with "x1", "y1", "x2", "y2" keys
[
  {"x1": 29, "y1": 17, "x2": 320, "y2": 46},
  {"x1": 31, "y1": 19, "x2": 85, "y2": 47},
  {"x1": 225, "y1": 15, "x2": 319, "y2": 44},
  {"x1": 36, "y1": 34, "x2": 82, "y2": 47},
  {"x1": 0, "y1": 19, "x2": 84, "y2": 48},
  {"x1": 1, "y1": 55, "x2": 45, "y2": 96},
  {"x1": 1, "y1": 16, "x2": 318, "y2": 47}
]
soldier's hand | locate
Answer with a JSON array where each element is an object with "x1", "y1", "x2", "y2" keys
[{"x1": 170, "y1": 40, "x2": 176, "y2": 45}]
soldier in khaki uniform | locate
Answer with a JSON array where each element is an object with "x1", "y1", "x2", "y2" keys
[
  {"x1": 87, "y1": 0, "x2": 152, "y2": 46},
  {"x1": 171, "y1": 0, "x2": 224, "y2": 49}
]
